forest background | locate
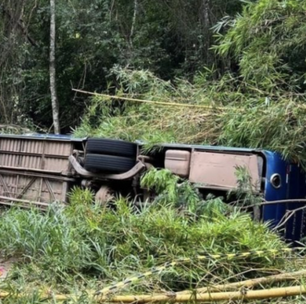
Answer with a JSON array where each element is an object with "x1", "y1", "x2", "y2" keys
[{"x1": 1, "y1": 0, "x2": 306, "y2": 159}]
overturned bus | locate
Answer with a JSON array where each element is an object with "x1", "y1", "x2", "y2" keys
[{"x1": 0, "y1": 134, "x2": 305, "y2": 242}]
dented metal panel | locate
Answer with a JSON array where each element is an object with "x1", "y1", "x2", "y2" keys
[{"x1": 189, "y1": 151, "x2": 263, "y2": 191}]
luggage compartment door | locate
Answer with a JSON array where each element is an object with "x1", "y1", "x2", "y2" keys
[{"x1": 189, "y1": 151, "x2": 263, "y2": 192}]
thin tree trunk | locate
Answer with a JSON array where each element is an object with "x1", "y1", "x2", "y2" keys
[
  {"x1": 130, "y1": 0, "x2": 138, "y2": 44},
  {"x1": 201, "y1": 0, "x2": 210, "y2": 64},
  {"x1": 49, "y1": 0, "x2": 60, "y2": 134}
]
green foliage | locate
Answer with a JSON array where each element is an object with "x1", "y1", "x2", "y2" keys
[
  {"x1": 0, "y1": 187, "x2": 287, "y2": 295},
  {"x1": 0, "y1": 0, "x2": 34, "y2": 126},
  {"x1": 74, "y1": 0, "x2": 306, "y2": 166},
  {"x1": 218, "y1": 100, "x2": 306, "y2": 165},
  {"x1": 140, "y1": 167, "x2": 262, "y2": 216},
  {"x1": 0, "y1": 169, "x2": 299, "y2": 302},
  {"x1": 73, "y1": 67, "x2": 221, "y2": 145},
  {"x1": 74, "y1": 65, "x2": 306, "y2": 166},
  {"x1": 0, "y1": 0, "x2": 245, "y2": 131},
  {"x1": 141, "y1": 168, "x2": 205, "y2": 215},
  {"x1": 227, "y1": 166, "x2": 263, "y2": 208},
  {"x1": 215, "y1": 0, "x2": 306, "y2": 92}
]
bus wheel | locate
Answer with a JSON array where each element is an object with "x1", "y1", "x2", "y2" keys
[
  {"x1": 86, "y1": 138, "x2": 137, "y2": 158},
  {"x1": 84, "y1": 154, "x2": 136, "y2": 173}
]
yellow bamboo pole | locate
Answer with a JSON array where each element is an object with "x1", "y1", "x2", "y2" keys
[
  {"x1": 72, "y1": 88, "x2": 231, "y2": 110},
  {"x1": 0, "y1": 291, "x2": 73, "y2": 301},
  {"x1": 177, "y1": 269, "x2": 306, "y2": 294},
  {"x1": 2, "y1": 270, "x2": 306, "y2": 302},
  {"x1": 72, "y1": 88, "x2": 306, "y2": 112},
  {"x1": 1, "y1": 283, "x2": 306, "y2": 302},
  {"x1": 96, "y1": 285, "x2": 306, "y2": 303}
]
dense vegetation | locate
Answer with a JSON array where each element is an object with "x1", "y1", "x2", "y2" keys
[
  {"x1": 2, "y1": 0, "x2": 306, "y2": 302},
  {"x1": 0, "y1": 0, "x2": 245, "y2": 132},
  {"x1": 0, "y1": 180, "x2": 299, "y2": 303}
]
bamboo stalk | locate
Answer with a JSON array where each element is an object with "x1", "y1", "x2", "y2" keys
[
  {"x1": 2, "y1": 271, "x2": 306, "y2": 302},
  {"x1": 72, "y1": 89, "x2": 230, "y2": 110},
  {"x1": 73, "y1": 88, "x2": 306, "y2": 112},
  {"x1": 177, "y1": 269, "x2": 306, "y2": 294},
  {"x1": 1, "y1": 282, "x2": 306, "y2": 302},
  {"x1": 96, "y1": 285, "x2": 306, "y2": 302},
  {"x1": 0, "y1": 291, "x2": 74, "y2": 301}
]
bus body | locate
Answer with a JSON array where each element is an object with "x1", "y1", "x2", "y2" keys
[{"x1": 0, "y1": 134, "x2": 305, "y2": 242}]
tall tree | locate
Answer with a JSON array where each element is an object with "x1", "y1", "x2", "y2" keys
[
  {"x1": 0, "y1": 0, "x2": 246, "y2": 131},
  {"x1": 49, "y1": 0, "x2": 60, "y2": 134}
]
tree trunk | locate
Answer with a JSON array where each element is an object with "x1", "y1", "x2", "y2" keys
[
  {"x1": 49, "y1": 0, "x2": 60, "y2": 134},
  {"x1": 201, "y1": 0, "x2": 211, "y2": 64},
  {"x1": 130, "y1": 0, "x2": 138, "y2": 44}
]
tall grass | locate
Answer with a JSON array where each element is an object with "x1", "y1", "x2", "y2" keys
[{"x1": 0, "y1": 187, "x2": 287, "y2": 295}]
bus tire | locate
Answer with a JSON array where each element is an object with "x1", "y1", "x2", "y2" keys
[
  {"x1": 86, "y1": 138, "x2": 137, "y2": 158},
  {"x1": 84, "y1": 154, "x2": 136, "y2": 174}
]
